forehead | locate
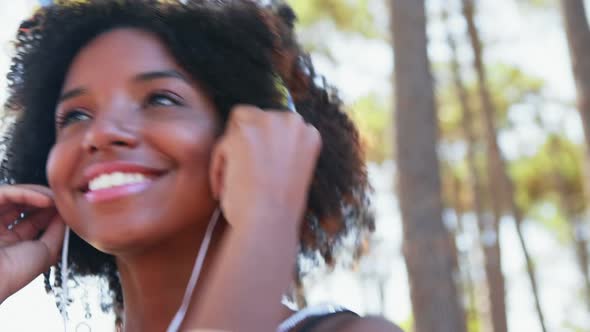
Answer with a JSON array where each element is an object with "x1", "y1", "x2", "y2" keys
[{"x1": 62, "y1": 28, "x2": 181, "y2": 87}]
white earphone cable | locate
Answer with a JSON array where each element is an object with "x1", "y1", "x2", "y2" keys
[
  {"x1": 60, "y1": 226, "x2": 71, "y2": 332},
  {"x1": 166, "y1": 207, "x2": 221, "y2": 332}
]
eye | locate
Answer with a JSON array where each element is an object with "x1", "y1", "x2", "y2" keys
[
  {"x1": 144, "y1": 91, "x2": 184, "y2": 108},
  {"x1": 55, "y1": 109, "x2": 92, "y2": 129}
]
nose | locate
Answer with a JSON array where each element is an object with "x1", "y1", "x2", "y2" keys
[{"x1": 82, "y1": 113, "x2": 139, "y2": 153}]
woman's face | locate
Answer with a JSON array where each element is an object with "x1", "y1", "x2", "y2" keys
[{"x1": 46, "y1": 28, "x2": 220, "y2": 253}]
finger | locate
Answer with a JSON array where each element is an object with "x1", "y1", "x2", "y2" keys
[
  {"x1": 11, "y1": 207, "x2": 57, "y2": 242},
  {"x1": 0, "y1": 206, "x2": 26, "y2": 228},
  {"x1": 0, "y1": 186, "x2": 53, "y2": 209},
  {"x1": 16, "y1": 184, "x2": 55, "y2": 199},
  {"x1": 0, "y1": 208, "x2": 57, "y2": 250},
  {"x1": 2, "y1": 216, "x2": 65, "y2": 296},
  {"x1": 38, "y1": 215, "x2": 66, "y2": 266},
  {"x1": 227, "y1": 105, "x2": 262, "y2": 128},
  {"x1": 0, "y1": 203, "x2": 26, "y2": 219},
  {"x1": 306, "y1": 124, "x2": 323, "y2": 156},
  {"x1": 0, "y1": 186, "x2": 54, "y2": 227},
  {"x1": 230, "y1": 105, "x2": 261, "y2": 118},
  {"x1": 0, "y1": 205, "x2": 52, "y2": 230},
  {"x1": 0, "y1": 230, "x2": 18, "y2": 247}
]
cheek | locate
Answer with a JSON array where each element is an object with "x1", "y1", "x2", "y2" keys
[
  {"x1": 46, "y1": 142, "x2": 72, "y2": 191},
  {"x1": 46, "y1": 141, "x2": 80, "y2": 222},
  {"x1": 155, "y1": 121, "x2": 218, "y2": 171},
  {"x1": 152, "y1": 122, "x2": 218, "y2": 213},
  {"x1": 181, "y1": 131, "x2": 216, "y2": 168}
]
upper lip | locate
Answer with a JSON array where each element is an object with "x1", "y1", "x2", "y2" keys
[{"x1": 79, "y1": 161, "x2": 167, "y2": 192}]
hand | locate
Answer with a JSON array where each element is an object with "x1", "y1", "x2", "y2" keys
[
  {"x1": 187, "y1": 108, "x2": 320, "y2": 330},
  {"x1": 209, "y1": 105, "x2": 322, "y2": 233},
  {"x1": 0, "y1": 184, "x2": 65, "y2": 303}
]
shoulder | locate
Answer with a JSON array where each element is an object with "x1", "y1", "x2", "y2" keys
[
  {"x1": 279, "y1": 304, "x2": 403, "y2": 332},
  {"x1": 303, "y1": 313, "x2": 403, "y2": 332},
  {"x1": 338, "y1": 316, "x2": 404, "y2": 332}
]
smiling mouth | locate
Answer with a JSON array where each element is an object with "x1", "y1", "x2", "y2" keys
[{"x1": 81, "y1": 172, "x2": 165, "y2": 203}]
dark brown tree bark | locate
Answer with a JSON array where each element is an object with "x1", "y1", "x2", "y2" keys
[
  {"x1": 391, "y1": 1, "x2": 466, "y2": 331},
  {"x1": 559, "y1": 0, "x2": 590, "y2": 316},
  {"x1": 443, "y1": 9, "x2": 507, "y2": 332},
  {"x1": 549, "y1": 137, "x2": 590, "y2": 313},
  {"x1": 451, "y1": 171, "x2": 481, "y2": 332},
  {"x1": 462, "y1": 1, "x2": 548, "y2": 331},
  {"x1": 573, "y1": 224, "x2": 590, "y2": 313},
  {"x1": 560, "y1": 0, "x2": 590, "y2": 200}
]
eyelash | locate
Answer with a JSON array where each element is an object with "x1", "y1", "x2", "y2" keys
[
  {"x1": 55, "y1": 91, "x2": 185, "y2": 129},
  {"x1": 144, "y1": 91, "x2": 184, "y2": 108},
  {"x1": 55, "y1": 109, "x2": 90, "y2": 129}
]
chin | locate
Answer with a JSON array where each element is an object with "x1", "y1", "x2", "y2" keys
[
  {"x1": 74, "y1": 220, "x2": 162, "y2": 255},
  {"x1": 81, "y1": 233, "x2": 140, "y2": 255}
]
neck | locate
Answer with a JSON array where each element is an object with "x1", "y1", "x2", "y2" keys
[{"x1": 116, "y1": 220, "x2": 226, "y2": 332}]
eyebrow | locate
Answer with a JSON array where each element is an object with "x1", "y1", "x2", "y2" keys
[
  {"x1": 134, "y1": 70, "x2": 189, "y2": 83},
  {"x1": 58, "y1": 88, "x2": 87, "y2": 103},
  {"x1": 57, "y1": 70, "x2": 189, "y2": 103}
]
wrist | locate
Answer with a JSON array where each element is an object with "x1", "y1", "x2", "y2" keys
[
  {"x1": 236, "y1": 205, "x2": 300, "y2": 237},
  {"x1": 229, "y1": 208, "x2": 299, "y2": 253}
]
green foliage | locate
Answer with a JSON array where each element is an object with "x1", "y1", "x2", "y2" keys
[
  {"x1": 279, "y1": 0, "x2": 393, "y2": 163},
  {"x1": 529, "y1": 202, "x2": 572, "y2": 243},
  {"x1": 561, "y1": 320, "x2": 590, "y2": 332},
  {"x1": 515, "y1": 0, "x2": 556, "y2": 9},
  {"x1": 486, "y1": 64, "x2": 544, "y2": 128},
  {"x1": 347, "y1": 93, "x2": 392, "y2": 163},
  {"x1": 466, "y1": 310, "x2": 482, "y2": 332},
  {"x1": 285, "y1": 0, "x2": 381, "y2": 38},
  {"x1": 437, "y1": 63, "x2": 545, "y2": 141},
  {"x1": 435, "y1": 58, "x2": 586, "y2": 247},
  {"x1": 436, "y1": 63, "x2": 546, "y2": 215},
  {"x1": 398, "y1": 315, "x2": 414, "y2": 332},
  {"x1": 510, "y1": 134, "x2": 586, "y2": 244},
  {"x1": 440, "y1": 161, "x2": 467, "y2": 210},
  {"x1": 511, "y1": 134, "x2": 586, "y2": 216}
]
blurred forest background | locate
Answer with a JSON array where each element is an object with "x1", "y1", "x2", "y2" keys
[
  {"x1": 286, "y1": 0, "x2": 590, "y2": 331},
  {"x1": 1, "y1": 0, "x2": 590, "y2": 331}
]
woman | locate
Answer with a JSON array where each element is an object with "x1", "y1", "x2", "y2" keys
[{"x1": 0, "y1": 1, "x2": 400, "y2": 331}]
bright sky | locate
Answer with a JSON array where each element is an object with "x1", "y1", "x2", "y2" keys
[{"x1": 0, "y1": 0, "x2": 589, "y2": 331}]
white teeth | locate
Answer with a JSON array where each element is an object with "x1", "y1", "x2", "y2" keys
[{"x1": 88, "y1": 172, "x2": 150, "y2": 191}]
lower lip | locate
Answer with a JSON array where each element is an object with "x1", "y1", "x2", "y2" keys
[{"x1": 84, "y1": 181, "x2": 153, "y2": 203}]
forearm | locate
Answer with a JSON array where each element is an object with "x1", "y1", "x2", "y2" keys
[{"x1": 183, "y1": 209, "x2": 299, "y2": 331}]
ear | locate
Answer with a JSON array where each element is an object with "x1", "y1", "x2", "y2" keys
[{"x1": 208, "y1": 139, "x2": 226, "y2": 201}]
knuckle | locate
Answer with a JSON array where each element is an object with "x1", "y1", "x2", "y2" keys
[
  {"x1": 308, "y1": 127, "x2": 322, "y2": 154},
  {"x1": 286, "y1": 111, "x2": 304, "y2": 125},
  {"x1": 306, "y1": 125, "x2": 321, "y2": 142},
  {"x1": 230, "y1": 105, "x2": 261, "y2": 121}
]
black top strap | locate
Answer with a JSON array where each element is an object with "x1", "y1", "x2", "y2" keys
[{"x1": 297, "y1": 310, "x2": 359, "y2": 332}]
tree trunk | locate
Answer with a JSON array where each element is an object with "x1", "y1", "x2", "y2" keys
[
  {"x1": 443, "y1": 9, "x2": 506, "y2": 332},
  {"x1": 391, "y1": 1, "x2": 467, "y2": 331},
  {"x1": 574, "y1": 227, "x2": 590, "y2": 313},
  {"x1": 549, "y1": 137, "x2": 590, "y2": 313},
  {"x1": 559, "y1": 0, "x2": 590, "y2": 203},
  {"x1": 560, "y1": 0, "x2": 590, "y2": 316},
  {"x1": 462, "y1": 1, "x2": 548, "y2": 331},
  {"x1": 451, "y1": 172, "x2": 481, "y2": 332}
]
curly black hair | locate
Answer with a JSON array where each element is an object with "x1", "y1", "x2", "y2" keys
[{"x1": 1, "y1": 0, "x2": 374, "y2": 320}]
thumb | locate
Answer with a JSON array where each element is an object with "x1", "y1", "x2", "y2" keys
[
  {"x1": 3, "y1": 215, "x2": 65, "y2": 298},
  {"x1": 38, "y1": 215, "x2": 66, "y2": 266}
]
